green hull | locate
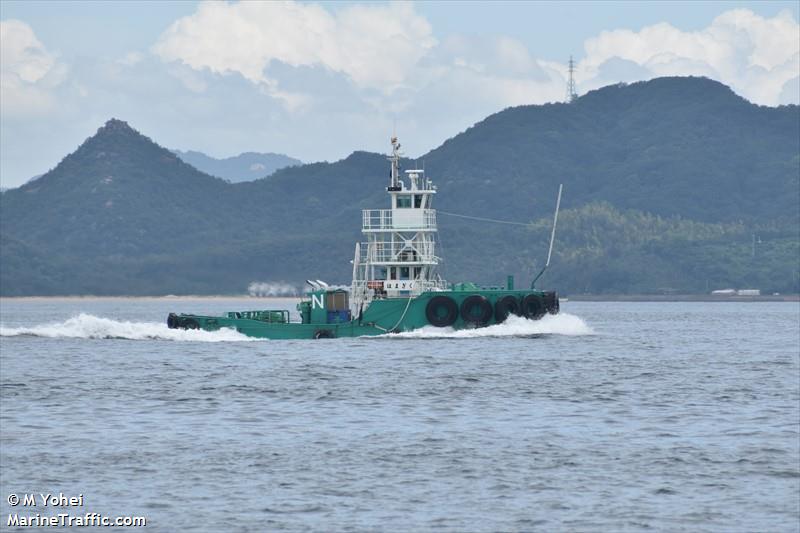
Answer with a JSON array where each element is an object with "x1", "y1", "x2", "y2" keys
[{"x1": 168, "y1": 289, "x2": 558, "y2": 339}]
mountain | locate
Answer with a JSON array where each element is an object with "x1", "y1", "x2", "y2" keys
[
  {"x1": 1, "y1": 77, "x2": 798, "y2": 296},
  {"x1": 172, "y1": 150, "x2": 301, "y2": 182},
  {"x1": 1, "y1": 119, "x2": 233, "y2": 258},
  {"x1": 425, "y1": 76, "x2": 799, "y2": 224}
]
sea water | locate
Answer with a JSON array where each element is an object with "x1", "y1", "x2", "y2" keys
[{"x1": 1, "y1": 299, "x2": 798, "y2": 532}]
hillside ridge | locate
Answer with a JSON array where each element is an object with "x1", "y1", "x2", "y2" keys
[{"x1": 1, "y1": 77, "x2": 797, "y2": 295}]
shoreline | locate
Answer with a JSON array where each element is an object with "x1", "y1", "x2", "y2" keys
[
  {"x1": 565, "y1": 294, "x2": 799, "y2": 302},
  {"x1": 1, "y1": 294, "x2": 798, "y2": 303},
  {"x1": 0, "y1": 295, "x2": 300, "y2": 301}
]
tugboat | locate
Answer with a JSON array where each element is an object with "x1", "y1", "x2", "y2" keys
[{"x1": 167, "y1": 137, "x2": 560, "y2": 339}]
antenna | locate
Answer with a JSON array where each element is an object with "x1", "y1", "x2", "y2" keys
[
  {"x1": 531, "y1": 184, "x2": 563, "y2": 288},
  {"x1": 388, "y1": 136, "x2": 402, "y2": 190},
  {"x1": 566, "y1": 56, "x2": 578, "y2": 103}
]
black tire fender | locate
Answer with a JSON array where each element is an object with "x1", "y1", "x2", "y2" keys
[
  {"x1": 522, "y1": 294, "x2": 545, "y2": 320},
  {"x1": 543, "y1": 291, "x2": 559, "y2": 314},
  {"x1": 314, "y1": 329, "x2": 335, "y2": 339},
  {"x1": 494, "y1": 295, "x2": 521, "y2": 323},
  {"x1": 425, "y1": 296, "x2": 458, "y2": 327},
  {"x1": 460, "y1": 294, "x2": 493, "y2": 326}
]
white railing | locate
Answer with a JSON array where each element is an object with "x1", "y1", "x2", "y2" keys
[
  {"x1": 358, "y1": 242, "x2": 438, "y2": 264},
  {"x1": 362, "y1": 209, "x2": 437, "y2": 231}
]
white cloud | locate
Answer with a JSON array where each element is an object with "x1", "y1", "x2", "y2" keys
[
  {"x1": 0, "y1": 19, "x2": 67, "y2": 116},
  {"x1": 166, "y1": 62, "x2": 208, "y2": 94},
  {"x1": 579, "y1": 9, "x2": 800, "y2": 105},
  {"x1": 152, "y1": 0, "x2": 436, "y2": 105},
  {"x1": 150, "y1": 0, "x2": 571, "y2": 127},
  {"x1": 424, "y1": 34, "x2": 549, "y2": 81},
  {"x1": 1, "y1": 19, "x2": 54, "y2": 83},
  {"x1": 151, "y1": 2, "x2": 799, "y2": 116}
]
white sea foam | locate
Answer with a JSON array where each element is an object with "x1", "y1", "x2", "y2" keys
[
  {"x1": 0, "y1": 313, "x2": 262, "y2": 342},
  {"x1": 385, "y1": 313, "x2": 594, "y2": 339},
  {"x1": 0, "y1": 312, "x2": 593, "y2": 342}
]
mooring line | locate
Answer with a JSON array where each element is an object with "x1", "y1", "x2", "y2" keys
[{"x1": 437, "y1": 210, "x2": 531, "y2": 227}]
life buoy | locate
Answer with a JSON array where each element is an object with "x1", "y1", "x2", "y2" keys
[
  {"x1": 543, "y1": 291, "x2": 559, "y2": 314},
  {"x1": 460, "y1": 295, "x2": 493, "y2": 326},
  {"x1": 521, "y1": 294, "x2": 545, "y2": 319},
  {"x1": 494, "y1": 295, "x2": 521, "y2": 323},
  {"x1": 425, "y1": 296, "x2": 458, "y2": 327},
  {"x1": 183, "y1": 318, "x2": 200, "y2": 330},
  {"x1": 314, "y1": 329, "x2": 335, "y2": 339}
]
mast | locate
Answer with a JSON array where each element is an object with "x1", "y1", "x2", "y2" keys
[
  {"x1": 531, "y1": 184, "x2": 563, "y2": 288},
  {"x1": 388, "y1": 136, "x2": 401, "y2": 191}
]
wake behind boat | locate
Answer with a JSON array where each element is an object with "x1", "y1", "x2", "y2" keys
[{"x1": 167, "y1": 136, "x2": 560, "y2": 339}]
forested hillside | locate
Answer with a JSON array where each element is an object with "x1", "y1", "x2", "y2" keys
[{"x1": 1, "y1": 77, "x2": 797, "y2": 295}]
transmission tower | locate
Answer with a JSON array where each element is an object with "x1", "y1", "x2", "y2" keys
[{"x1": 566, "y1": 55, "x2": 578, "y2": 103}]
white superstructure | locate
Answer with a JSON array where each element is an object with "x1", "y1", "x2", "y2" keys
[{"x1": 351, "y1": 137, "x2": 447, "y2": 313}]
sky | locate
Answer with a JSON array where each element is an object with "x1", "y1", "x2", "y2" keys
[{"x1": 1, "y1": 0, "x2": 798, "y2": 189}]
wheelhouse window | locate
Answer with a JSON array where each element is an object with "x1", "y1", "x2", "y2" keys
[
  {"x1": 414, "y1": 195, "x2": 423, "y2": 208},
  {"x1": 396, "y1": 195, "x2": 412, "y2": 208}
]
